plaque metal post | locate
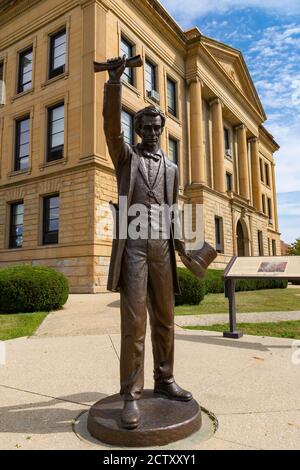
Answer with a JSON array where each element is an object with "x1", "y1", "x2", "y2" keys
[{"x1": 223, "y1": 279, "x2": 243, "y2": 339}]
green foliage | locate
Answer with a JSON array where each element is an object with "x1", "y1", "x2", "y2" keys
[
  {"x1": 175, "y1": 268, "x2": 206, "y2": 306},
  {"x1": 0, "y1": 265, "x2": 69, "y2": 314},
  {"x1": 287, "y1": 238, "x2": 300, "y2": 256},
  {"x1": 204, "y1": 269, "x2": 288, "y2": 294},
  {"x1": 204, "y1": 269, "x2": 225, "y2": 294}
]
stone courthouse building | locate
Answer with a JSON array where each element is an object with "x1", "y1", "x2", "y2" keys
[{"x1": 0, "y1": 0, "x2": 281, "y2": 292}]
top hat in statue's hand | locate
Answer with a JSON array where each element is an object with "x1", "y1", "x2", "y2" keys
[{"x1": 179, "y1": 242, "x2": 218, "y2": 279}]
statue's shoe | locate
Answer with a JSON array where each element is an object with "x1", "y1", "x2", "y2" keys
[
  {"x1": 154, "y1": 381, "x2": 193, "y2": 401},
  {"x1": 121, "y1": 400, "x2": 140, "y2": 429}
]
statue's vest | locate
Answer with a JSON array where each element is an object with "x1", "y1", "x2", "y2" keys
[{"x1": 129, "y1": 158, "x2": 166, "y2": 237}]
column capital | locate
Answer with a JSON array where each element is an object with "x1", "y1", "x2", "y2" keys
[
  {"x1": 209, "y1": 97, "x2": 223, "y2": 108},
  {"x1": 235, "y1": 123, "x2": 247, "y2": 132},
  {"x1": 187, "y1": 75, "x2": 204, "y2": 87},
  {"x1": 248, "y1": 136, "x2": 259, "y2": 144}
]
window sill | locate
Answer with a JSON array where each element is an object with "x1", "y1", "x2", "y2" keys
[
  {"x1": 167, "y1": 111, "x2": 181, "y2": 126},
  {"x1": 145, "y1": 95, "x2": 160, "y2": 107},
  {"x1": 122, "y1": 79, "x2": 141, "y2": 97},
  {"x1": 39, "y1": 158, "x2": 67, "y2": 171},
  {"x1": 41, "y1": 243, "x2": 59, "y2": 247},
  {"x1": 41, "y1": 71, "x2": 69, "y2": 89},
  {"x1": 7, "y1": 168, "x2": 31, "y2": 178},
  {"x1": 11, "y1": 88, "x2": 34, "y2": 103}
]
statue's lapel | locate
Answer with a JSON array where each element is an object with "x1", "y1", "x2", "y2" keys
[
  {"x1": 163, "y1": 153, "x2": 174, "y2": 207},
  {"x1": 128, "y1": 147, "x2": 140, "y2": 205}
]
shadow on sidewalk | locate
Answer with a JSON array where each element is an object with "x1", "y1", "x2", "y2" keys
[
  {"x1": 0, "y1": 392, "x2": 107, "y2": 435},
  {"x1": 175, "y1": 333, "x2": 291, "y2": 351}
]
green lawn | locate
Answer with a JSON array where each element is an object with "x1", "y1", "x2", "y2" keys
[
  {"x1": 0, "y1": 313, "x2": 48, "y2": 341},
  {"x1": 186, "y1": 321, "x2": 300, "y2": 339},
  {"x1": 175, "y1": 288, "x2": 300, "y2": 316}
]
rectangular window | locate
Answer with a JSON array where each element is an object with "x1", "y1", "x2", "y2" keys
[
  {"x1": 49, "y1": 29, "x2": 66, "y2": 79},
  {"x1": 226, "y1": 172, "x2": 232, "y2": 191},
  {"x1": 167, "y1": 77, "x2": 177, "y2": 116},
  {"x1": 168, "y1": 137, "x2": 178, "y2": 164},
  {"x1": 272, "y1": 239, "x2": 277, "y2": 256},
  {"x1": 268, "y1": 197, "x2": 273, "y2": 224},
  {"x1": 262, "y1": 194, "x2": 266, "y2": 214},
  {"x1": 0, "y1": 60, "x2": 4, "y2": 105},
  {"x1": 9, "y1": 202, "x2": 24, "y2": 249},
  {"x1": 224, "y1": 128, "x2": 230, "y2": 152},
  {"x1": 121, "y1": 109, "x2": 134, "y2": 145},
  {"x1": 215, "y1": 216, "x2": 223, "y2": 253},
  {"x1": 15, "y1": 116, "x2": 30, "y2": 171},
  {"x1": 259, "y1": 158, "x2": 264, "y2": 182},
  {"x1": 43, "y1": 195, "x2": 60, "y2": 245},
  {"x1": 258, "y1": 230, "x2": 264, "y2": 256},
  {"x1": 265, "y1": 163, "x2": 270, "y2": 186},
  {"x1": 121, "y1": 37, "x2": 134, "y2": 85},
  {"x1": 268, "y1": 237, "x2": 271, "y2": 256},
  {"x1": 145, "y1": 60, "x2": 157, "y2": 96},
  {"x1": 47, "y1": 103, "x2": 64, "y2": 162},
  {"x1": 18, "y1": 47, "x2": 33, "y2": 93}
]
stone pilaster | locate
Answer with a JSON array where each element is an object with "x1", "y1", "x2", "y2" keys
[
  {"x1": 210, "y1": 98, "x2": 225, "y2": 193},
  {"x1": 236, "y1": 124, "x2": 250, "y2": 200},
  {"x1": 249, "y1": 137, "x2": 262, "y2": 211},
  {"x1": 189, "y1": 77, "x2": 206, "y2": 184},
  {"x1": 271, "y1": 162, "x2": 279, "y2": 231}
]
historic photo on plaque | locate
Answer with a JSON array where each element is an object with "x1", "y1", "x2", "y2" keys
[{"x1": 258, "y1": 262, "x2": 288, "y2": 273}]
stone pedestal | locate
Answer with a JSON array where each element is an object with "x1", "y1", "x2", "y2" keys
[{"x1": 87, "y1": 390, "x2": 202, "y2": 447}]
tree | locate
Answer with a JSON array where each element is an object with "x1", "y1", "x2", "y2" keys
[{"x1": 287, "y1": 238, "x2": 300, "y2": 255}]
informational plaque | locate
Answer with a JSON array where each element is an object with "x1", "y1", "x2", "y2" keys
[{"x1": 224, "y1": 256, "x2": 300, "y2": 280}]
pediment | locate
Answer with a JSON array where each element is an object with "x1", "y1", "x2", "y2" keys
[{"x1": 202, "y1": 37, "x2": 266, "y2": 120}]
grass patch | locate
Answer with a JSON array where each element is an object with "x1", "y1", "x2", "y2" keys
[
  {"x1": 0, "y1": 312, "x2": 48, "y2": 341},
  {"x1": 175, "y1": 288, "x2": 300, "y2": 316},
  {"x1": 185, "y1": 321, "x2": 300, "y2": 340}
]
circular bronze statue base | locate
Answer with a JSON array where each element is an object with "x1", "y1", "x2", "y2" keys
[{"x1": 87, "y1": 390, "x2": 202, "y2": 447}]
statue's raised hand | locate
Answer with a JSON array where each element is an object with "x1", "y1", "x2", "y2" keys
[{"x1": 108, "y1": 56, "x2": 127, "y2": 83}]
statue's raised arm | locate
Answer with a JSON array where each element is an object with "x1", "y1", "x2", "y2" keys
[{"x1": 95, "y1": 55, "x2": 143, "y2": 168}]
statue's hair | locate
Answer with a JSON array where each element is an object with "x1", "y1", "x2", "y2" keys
[{"x1": 134, "y1": 105, "x2": 166, "y2": 136}]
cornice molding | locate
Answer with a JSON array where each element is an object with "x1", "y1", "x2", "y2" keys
[
  {"x1": 0, "y1": 0, "x2": 42, "y2": 27},
  {"x1": 108, "y1": 0, "x2": 186, "y2": 77},
  {"x1": 0, "y1": 0, "x2": 78, "y2": 50}
]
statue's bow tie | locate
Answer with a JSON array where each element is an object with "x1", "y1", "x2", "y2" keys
[{"x1": 142, "y1": 151, "x2": 161, "y2": 162}]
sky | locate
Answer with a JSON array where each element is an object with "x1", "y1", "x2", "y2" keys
[{"x1": 161, "y1": 0, "x2": 300, "y2": 243}]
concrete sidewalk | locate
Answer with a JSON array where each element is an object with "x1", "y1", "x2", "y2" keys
[
  {"x1": 35, "y1": 294, "x2": 300, "y2": 337},
  {"x1": 1, "y1": 294, "x2": 300, "y2": 450}
]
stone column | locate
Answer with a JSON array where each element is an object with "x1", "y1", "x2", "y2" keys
[
  {"x1": 210, "y1": 98, "x2": 225, "y2": 193},
  {"x1": 249, "y1": 137, "x2": 262, "y2": 211},
  {"x1": 236, "y1": 124, "x2": 250, "y2": 200},
  {"x1": 271, "y1": 162, "x2": 279, "y2": 231},
  {"x1": 189, "y1": 77, "x2": 206, "y2": 184}
]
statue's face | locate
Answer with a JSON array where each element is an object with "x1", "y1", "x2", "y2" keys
[{"x1": 139, "y1": 115, "x2": 163, "y2": 148}]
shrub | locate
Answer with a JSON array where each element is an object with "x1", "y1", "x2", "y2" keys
[
  {"x1": 205, "y1": 269, "x2": 288, "y2": 294},
  {"x1": 175, "y1": 268, "x2": 206, "y2": 306},
  {"x1": 0, "y1": 265, "x2": 69, "y2": 314},
  {"x1": 205, "y1": 269, "x2": 225, "y2": 294}
]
